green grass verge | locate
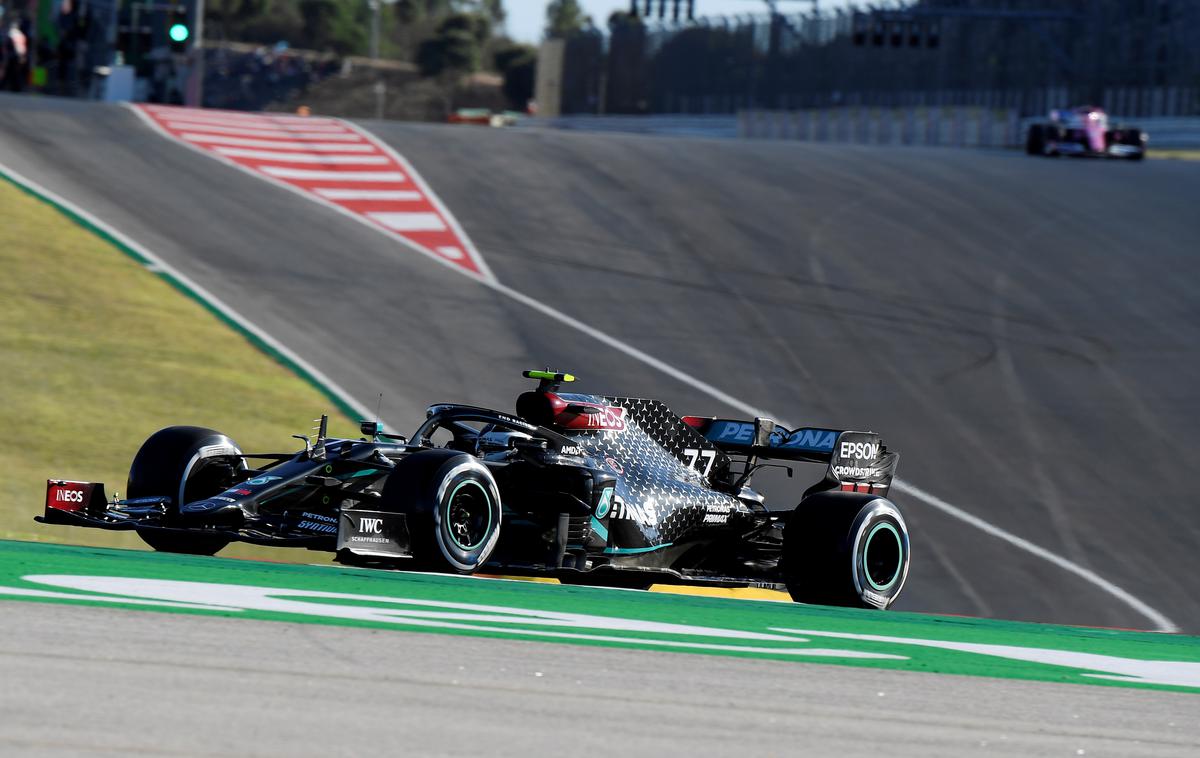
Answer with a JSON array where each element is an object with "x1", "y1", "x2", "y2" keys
[{"x1": 0, "y1": 178, "x2": 353, "y2": 561}]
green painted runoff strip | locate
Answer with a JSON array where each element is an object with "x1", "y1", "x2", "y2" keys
[{"x1": 1, "y1": 540, "x2": 1198, "y2": 693}]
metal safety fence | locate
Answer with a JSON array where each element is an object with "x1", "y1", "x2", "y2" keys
[{"x1": 545, "y1": 0, "x2": 1200, "y2": 119}]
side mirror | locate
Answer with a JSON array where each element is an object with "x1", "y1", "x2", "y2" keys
[{"x1": 360, "y1": 420, "x2": 383, "y2": 438}]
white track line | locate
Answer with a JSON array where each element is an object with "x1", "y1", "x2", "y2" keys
[
  {"x1": 0, "y1": 163, "x2": 376, "y2": 423},
  {"x1": 117, "y1": 109, "x2": 1178, "y2": 633},
  {"x1": 160, "y1": 116, "x2": 348, "y2": 132},
  {"x1": 212, "y1": 148, "x2": 389, "y2": 165},
  {"x1": 366, "y1": 211, "x2": 447, "y2": 231},
  {"x1": 167, "y1": 122, "x2": 365, "y2": 140},
  {"x1": 890, "y1": 480, "x2": 1179, "y2": 633},
  {"x1": 258, "y1": 167, "x2": 406, "y2": 181},
  {"x1": 314, "y1": 188, "x2": 422, "y2": 201},
  {"x1": 144, "y1": 107, "x2": 343, "y2": 127},
  {"x1": 339, "y1": 120, "x2": 498, "y2": 284},
  {"x1": 183, "y1": 135, "x2": 376, "y2": 151}
]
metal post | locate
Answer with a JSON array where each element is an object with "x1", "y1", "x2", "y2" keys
[
  {"x1": 370, "y1": 0, "x2": 384, "y2": 120},
  {"x1": 109, "y1": 0, "x2": 120, "y2": 64},
  {"x1": 186, "y1": 0, "x2": 205, "y2": 106},
  {"x1": 131, "y1": 3, "x2": 141, "y2": 69}
]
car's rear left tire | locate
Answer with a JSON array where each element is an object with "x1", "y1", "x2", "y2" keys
[
  {"x1": 128, "y1": 426, "x2": 243, "y2": 556},
  {"x1": 783, "y1": 491, "x2": 910, "y2": 609},
  {"x1": 379, "y1": 449, "x2": 502, "y2": 573}
]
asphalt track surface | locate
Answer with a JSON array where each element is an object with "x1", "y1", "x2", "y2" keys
[
  {"x1": 4, "y1": 600, "x2": 1198, "y2": 758},
  {"x1": 2, "y1": 93, "x2": 1199, "y2": 754}
]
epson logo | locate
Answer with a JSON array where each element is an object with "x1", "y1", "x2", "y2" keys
[
  {"x1": 359, "y1": 518, "x2": 383, "y2": 534},
  {"x1": 840, "y1": 441, "x2": 879, "y2": 460},
  {"x1": 55, "y1": 489, "x2": 84, "y2": 503}
]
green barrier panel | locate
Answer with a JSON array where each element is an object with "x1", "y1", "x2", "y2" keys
[{"x1": 1, "y1": 540, "x2": 1197, "y2": 693}]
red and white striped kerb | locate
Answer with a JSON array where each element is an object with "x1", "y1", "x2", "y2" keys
[{"x1": 133, "y1": 105, "x2": 492, "y2": 280}]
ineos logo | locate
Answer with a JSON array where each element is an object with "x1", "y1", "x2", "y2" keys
[
  {"x1": 359, "y1": 518, "x2": 383, "y2": 534},
  {"x1": 55, "y1": 489, "x2": 84, "y2": 503}
]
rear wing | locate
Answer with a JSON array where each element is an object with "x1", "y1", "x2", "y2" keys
[
  {"x1": 682, "y1": 417, "x2": 839, "y2": 462},
  {"x1": 683, "y1": 417, "x2": 899, "y2": 496}
]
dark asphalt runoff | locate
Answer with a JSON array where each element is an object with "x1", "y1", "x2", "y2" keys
[{"x1": 2, "y1": 95, "x2": 1199, "y2": 636}]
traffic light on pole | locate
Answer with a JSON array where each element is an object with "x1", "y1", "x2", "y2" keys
[{"x1": 167, "y1": 6, "x2": 190, "y2": 53}]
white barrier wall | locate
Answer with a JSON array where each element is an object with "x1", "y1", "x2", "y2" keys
[
  {"x1": 521, "y1": 111, "x2": 1200, "y2": 150},
  {"x1": 739, "y1": 107, "x2": 1022, "y2": 148}
]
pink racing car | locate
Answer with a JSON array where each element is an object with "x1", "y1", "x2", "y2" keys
[{"x1": 1026, "y1": 106, "x2": 1146, "y2": 160}]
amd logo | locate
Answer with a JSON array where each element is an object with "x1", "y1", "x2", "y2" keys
[
  {"x1": 359, "y1": 518, "x2": 383, "y2": 534},
  {"x1": 55, "y1": 489, "x2": 84, "y2": 503}
]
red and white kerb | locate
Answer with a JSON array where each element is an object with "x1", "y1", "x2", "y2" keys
[{"x1": 132, "y1": 105, "x2": 492, "y2": 280}]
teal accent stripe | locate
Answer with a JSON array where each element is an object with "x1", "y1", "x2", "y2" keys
[
  {"x1": 0, "y1": 166, "x2": 363, "y2": 423},
  {"x1": 341, "y1": 468, "x2": 381, "y2": 479},
  {"x1": 604, "y1": 542, "x2": 673, "y2": 555},
  {"x1": 590, "y1": 517, "x2": 609, "y2": 542}
]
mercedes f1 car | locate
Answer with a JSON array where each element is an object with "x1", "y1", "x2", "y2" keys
[
  {"x1": 39, "y1": 371, "x2": 911, "y2": 609},
  {"x1": 1026, "y1": 106, "x2": 1146, "y2": 160}
]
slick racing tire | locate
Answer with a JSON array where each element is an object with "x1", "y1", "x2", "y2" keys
[
  {"x1": 1025, "y1": 124, "x2": 1045, "y2": 155},
  {"x1": 380, "y1": 449, "x2": 502, "y2": 573},
  {"x1": 128, "y1": 426, "x2": 244, "y2": 556},
  {"x1": 783, "y1": 492, "x2": 910, "y2": 609},
  {"x1": 1117, "y1": 128, "x2": 1146, "y2": 160}
]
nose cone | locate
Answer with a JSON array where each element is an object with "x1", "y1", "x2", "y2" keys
[{"x1": 179, "y1": 498, "x2": 245, "y2": 527}]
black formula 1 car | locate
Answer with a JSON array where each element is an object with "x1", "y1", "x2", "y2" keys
[{"x1": 40, "y1": 371, "x2": 911, "y2": 609}]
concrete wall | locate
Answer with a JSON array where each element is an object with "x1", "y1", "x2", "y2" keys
[{"x1": 739, "y1": 107, "x2": 1022, "y2": 148}]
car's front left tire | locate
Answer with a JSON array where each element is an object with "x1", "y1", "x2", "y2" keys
[
  {"x1": 379, "y1": 449, "x2": 502, "y2": 573},
  {"x1": 127, "y1": 426, "x2": 243, "y2": 555}
]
